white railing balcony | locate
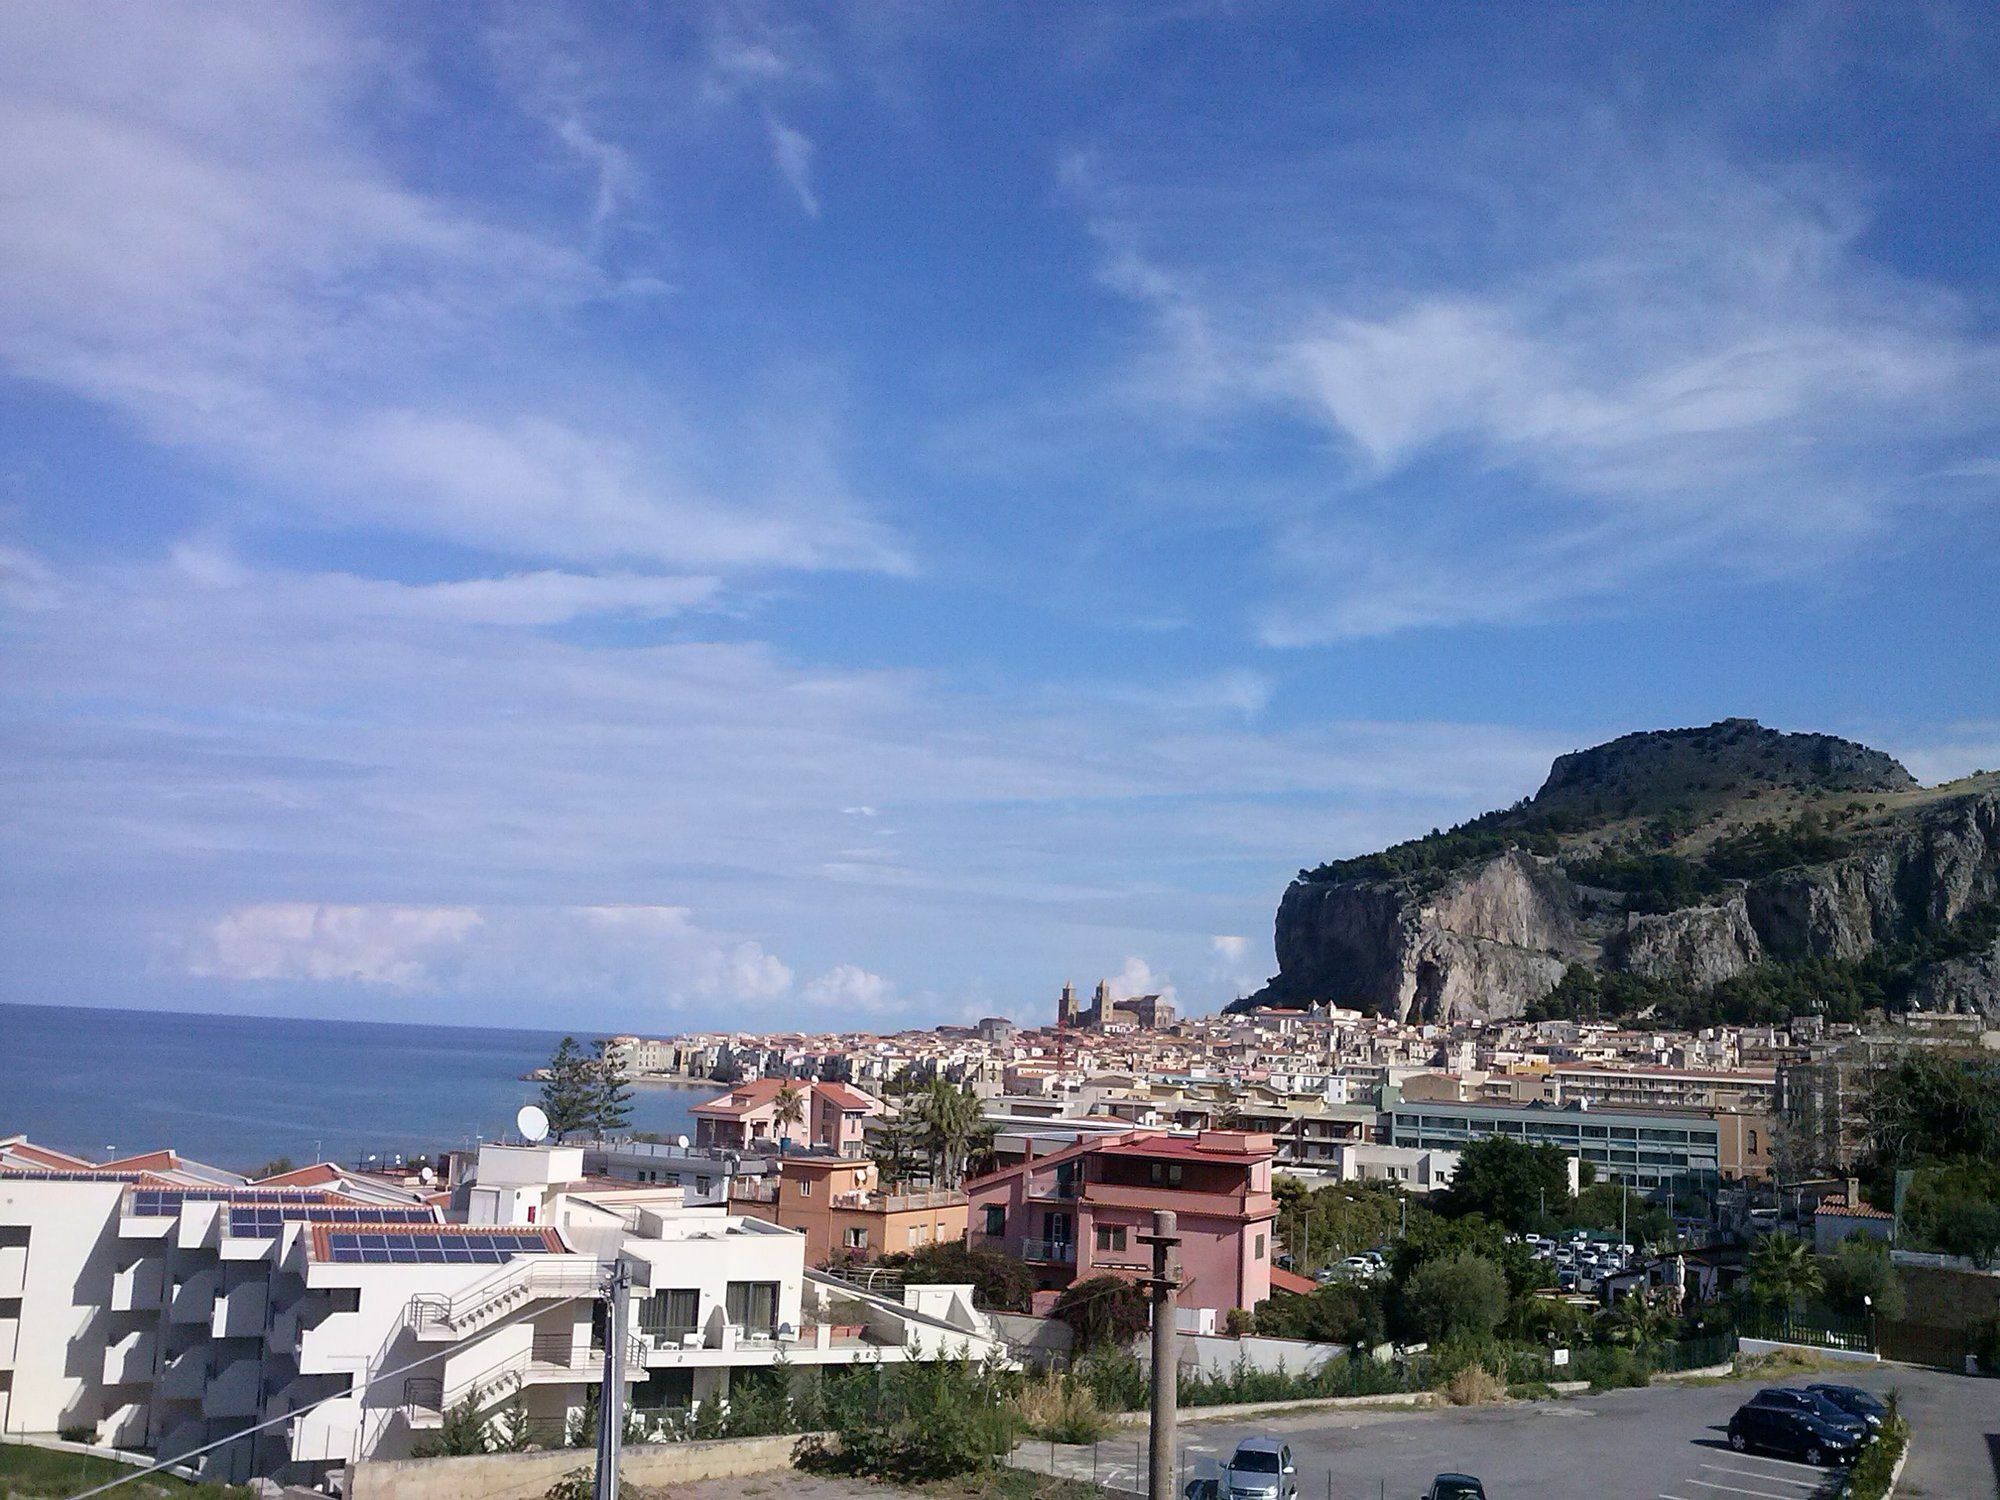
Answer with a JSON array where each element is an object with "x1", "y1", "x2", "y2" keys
[
  {"x1": 211, "y1": 1281, "x2": 268, "y2": 1339},
  {"x1": 111, "y1": 1260, "x2": 165, "y2": 1312},
  {"x1": 102, "y1": 1328, "x2": 158, "y2": 1385}
]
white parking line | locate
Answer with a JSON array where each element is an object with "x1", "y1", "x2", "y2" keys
[
  {"x1": 1685, "y1": 1479, "x2": 1806, "y2": 1500},
  {"x1": 1723, "y1": 1452, "x2": 1830, "y2": 1476},
  {"x1": 1702, "y1": 1463, "x2": 1821, "y2": 1488}
]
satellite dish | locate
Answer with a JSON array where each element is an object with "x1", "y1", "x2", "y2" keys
[
  {"x1": 517, "y1": 1105, "x2": 551, "y2": 1144},
  {"x1": 676, "y1": 1134, "x2": 690, "y2": 1149},
  {"x1": 419, "y1": 1166, "x2": 436, "y2": 1185}
]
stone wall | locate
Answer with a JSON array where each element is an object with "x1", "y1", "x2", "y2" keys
[{"x1": 347, "y1": 1433, "x2": 809, "y2": 1500}]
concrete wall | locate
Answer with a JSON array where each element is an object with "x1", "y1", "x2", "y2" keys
[
  {"x1": 1177, "y1": 1333, "x2": 1343, "y2": 1378},
  {"x1": 348, "y1": 1433, "x2": 809, "y2": 1500}
]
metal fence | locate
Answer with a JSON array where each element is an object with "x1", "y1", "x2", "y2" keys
[
  {"x1": 1876, "y1": 1317, "x2": 1973, "y2": 1370},
  {"x1": 1739, "y1": 1307, "x2": 1873, "y2": 1353}
]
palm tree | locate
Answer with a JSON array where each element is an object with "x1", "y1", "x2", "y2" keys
[
  {"x1": 1748, "y1": 1231, "x2": 1823, "y2": 1310},
  {"x1": 1603, "y1": 1289, "x2": 1674, "y2": 1352},
  {"x1": 916, "y1": 1081, "x2": 988, "y2": 1189},
  {"x1": 773, "y1": 1081, "x2": 806, "y2": 1152}
]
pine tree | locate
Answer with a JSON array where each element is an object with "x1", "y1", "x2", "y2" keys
[
  {"x1": 587, "y1": 1039, "x2": 634, "y2": 1139},
  {"x1": 540, "y1": 1036, "x2": 595, "y2": 1143}
]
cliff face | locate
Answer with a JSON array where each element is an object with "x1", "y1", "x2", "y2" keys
[{"x1": 1248, "y1": 721, "x2": 2000, "y2": 1023}]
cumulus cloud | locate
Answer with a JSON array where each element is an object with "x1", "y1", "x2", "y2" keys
[
  {"x1": 798, "y1": 963, "x2": 897, "y2": 1014},
  {"x1": 187, "y1": 902, "x2": 796, "y2": 1012},
  {"x1": 1104, "y1": 955, "x2": 1174, "y2": 1004}
]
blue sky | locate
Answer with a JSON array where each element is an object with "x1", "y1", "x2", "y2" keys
[{"x1": 2, "y1": 1, "x2": 1997, "y2": 1033}]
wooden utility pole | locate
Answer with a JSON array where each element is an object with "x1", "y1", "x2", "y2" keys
[{"x1": 1137, "y1": 1210, "x2": 1181, "y2": 1500}]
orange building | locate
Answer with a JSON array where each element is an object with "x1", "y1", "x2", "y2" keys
[{"x1": 731, "y1": 1156, "x2": 968, "y2": 1266}]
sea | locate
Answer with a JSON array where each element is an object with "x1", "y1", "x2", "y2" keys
[{"x1": 0, "y1": 1002, "x2": 704, "y2": 1173}]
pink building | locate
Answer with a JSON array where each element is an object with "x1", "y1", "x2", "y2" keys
[
  {"x1": 691, "y1": 1078, "x2": 884, "y2": 1157},
  {"x1": 965, "y1": 1130, "x2": 1278, "y2": 1316}
]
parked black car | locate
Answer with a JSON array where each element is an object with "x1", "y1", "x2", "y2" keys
[
  {"x1": 1805, "y1": 1383, "x2": 1890, "y2": 1429},
  {"x1": 1745, "y1": 1386, "x2": 1871, "y2": 1441},
  {"x1": 1425, "y1": 1477, "x2": 1486, "y2": 1500},
  {"x1": 1727, "y1": 1401, "x2": 1865, "y2": 1467}
]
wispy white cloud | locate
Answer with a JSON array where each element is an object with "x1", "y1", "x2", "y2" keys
[
  {"x1": 766, "y1": 116, "x2": 822, "y2": 218},
  {"x1": 1068, "y1": 123, "x2": 2000, "y2": 642},
  {"x1": 0, "y1": 542, "x2": 1568, "y2": 1020},
  {"x1": 0, "y1": 1, "x2": 894, "y2": 577}
]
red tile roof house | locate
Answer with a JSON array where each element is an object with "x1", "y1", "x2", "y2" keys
[
  {"x1": 965, "y1": 1129, "x2": 1279, "y2": 1317},
  {"x1": 692, "y1": 1079, "x2": 884, "y2": 1156}
]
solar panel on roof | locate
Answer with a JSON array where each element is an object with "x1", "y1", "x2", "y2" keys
[
  {"x1": 227, "y1": 1204, "x2": 435, "y2": 1235},
  {"x1": 321, "y1": 1229, "x2": 552, "y2": 1264},
  {"x1": 0, "y1": 1169, "x2": 146, "y2": 1181}
]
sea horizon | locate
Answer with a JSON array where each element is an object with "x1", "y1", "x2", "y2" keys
[{"x1": 0, "y1": 1000, "x2": 705, "y2": 1174}]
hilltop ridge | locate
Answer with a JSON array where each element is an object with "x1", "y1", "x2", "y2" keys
[{"x1": 1241, "y1": 720, "x2": 2000, "y2": 1026}]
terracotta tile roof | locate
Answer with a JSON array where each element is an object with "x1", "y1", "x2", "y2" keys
[
  {"x1": 814, "y1": 1083, "x2": 880, "y2": 1112},
  {"x1": 1818, "y1": 1197, "x2": 1893, "y2": 1221},
  {"x1": 251, "y1": 1163, "x2": 346, "y2": 1187},
  {"x1": 691, "y1": 1079, "x2": 787, "y2": 1116},
  {"x1": 1269, "y1": 1267, "x2": 1317, "y2": 1296},
  {"x1": 1, "y1": 1138, "x2": 101, "y2": 1170}
]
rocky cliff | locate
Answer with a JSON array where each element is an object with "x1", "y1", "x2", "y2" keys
[{"x1": 1243, "y1": 721, "x2": 2000, "y2": 1024}]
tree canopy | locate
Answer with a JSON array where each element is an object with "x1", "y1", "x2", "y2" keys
[{"x1": 1442, "y1": 1137, "x2": 1574, "y2": 1231}]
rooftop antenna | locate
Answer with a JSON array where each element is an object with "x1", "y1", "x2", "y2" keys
[{"x1": 516, "y1": 1104, "x2": 551, "y2": 1145}]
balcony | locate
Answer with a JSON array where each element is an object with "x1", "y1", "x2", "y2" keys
[
  {"x1": 266, "y1": 1304, "x2": 301, "y2": 1357},
  {"x1": 1025, "y1": 1173, "x2": 1081, "y2": 1202},
  {"x1": 0, "y1": 1314, "x2": 18, "y2": 1369},
  {"x1": 296, "y1": 1312, "x2": 365, "y2": 1375},
  {"x1": 112, "y1": 1260, "x2": 165, "y2": 1313},
  {"x1": 156, "y1": 1347, "x2": 209, "y2": 1402},
  {"x1": 202, "y1": 1355, "x2": 262, "y2": 1419},
  {"x1": 0, "y1": 1241, "x2": 25, "y2": 1298},
  {"x1": 102, "y1": 1328, "x2": 159, "y2": 1385},
  {"x1": 212, "y1": 1281, "x2": 269, "y2": 1339},
  {"x1": 1086, "y1": 1180, "x2": 1274, "y2": 1220},
  {"x1": 169, "y1": 1270, "x2": 218, "y2": 1325},
  {"x1": 1019, "y1": 1237, "x2": 1077, "y2": 1264}
]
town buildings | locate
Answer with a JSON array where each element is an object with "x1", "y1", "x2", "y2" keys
[
  {"x1": 0, "y1": 1135, "x2": 1003, "y2": 1485},
  {"x1": 690, "y1": 1079, "x2": 883, "y2": 1155},
  {"x1": 965, "y1": 1129, "x2": 1278, "y2": 1317},
  {"x1": 729, "y1": 1157, "x2": 968, "y2": 1266}
]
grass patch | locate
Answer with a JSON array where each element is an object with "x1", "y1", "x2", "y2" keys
[
  {"x1": 1009, "y1": 1376, "x2": 1113, "y2": 1445},
  {"x1": 1440, "y1": 1365, "x2": 1507, "y2": 1406},
  {"x1": 1505, "y1": 1381, "x2": 1559, "y2": 1401},
  {"x1": 0, "y1": 1443, "x2": 254, "y2": 1500}
]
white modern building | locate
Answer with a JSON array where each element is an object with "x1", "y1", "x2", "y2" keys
[{"x1": 1, "y1": 1136, "x2": 1007, "y2": 1487}]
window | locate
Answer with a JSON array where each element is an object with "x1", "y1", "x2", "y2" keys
[
  {"x1": 844, "y1": 1227, "x2": 868, "y2": 1250},
  {"x1": 908, "y1": 1225, "x2": 921, "y2": 1247},
  {"x1": 639, "y1": 1288, "x2": 700, "y2": 1337},
  {"x1": 1095, "y1": 1225, "x2": 1128, "y2": 1253},
  {"x1": 1254, "y1": 1233, "x2": 1266, "y2": 1260},
  {"x1": 983, "y1": 1205, "x2": 1006, "y2": 1237},
  {"x1": 1747, "y1": 1129, "x2": 1759, "y2": 1153},
  {"x1": 1148, "y1": 1161, "x2": 1184, "y2": 1187},
  {"x1": 725, "y1": 1281, "x2": 779, "y2": 1333},
  {"x1": 799, "y1": 1177, "x2": 814, "y2": 1197}
]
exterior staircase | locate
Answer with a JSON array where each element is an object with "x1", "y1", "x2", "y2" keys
[{"x1": 405, "y1": 1255, "x2": 605, "y2": 1341}]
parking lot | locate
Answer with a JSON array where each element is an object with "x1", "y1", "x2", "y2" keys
[{"x1": 1013, "y1": 1365, "x2": 1995, "y2": 1499}]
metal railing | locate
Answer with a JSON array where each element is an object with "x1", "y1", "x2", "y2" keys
[{"x1": 407, "y1": 1258, "x2": 605, "y2": 1335}]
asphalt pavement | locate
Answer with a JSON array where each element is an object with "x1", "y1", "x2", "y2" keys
[{"x1": 1010, "y1": 1364, "x2": 1995, "y2": 1500}]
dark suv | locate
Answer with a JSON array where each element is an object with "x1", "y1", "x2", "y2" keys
[{"x1": 1727, "y1": 1399, "x2": 1864, "y2": 1467}]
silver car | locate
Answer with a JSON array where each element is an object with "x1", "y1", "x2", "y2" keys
[{"x1": 1224, "y1": 1437, "x2": 1298, "y2": 1500}]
